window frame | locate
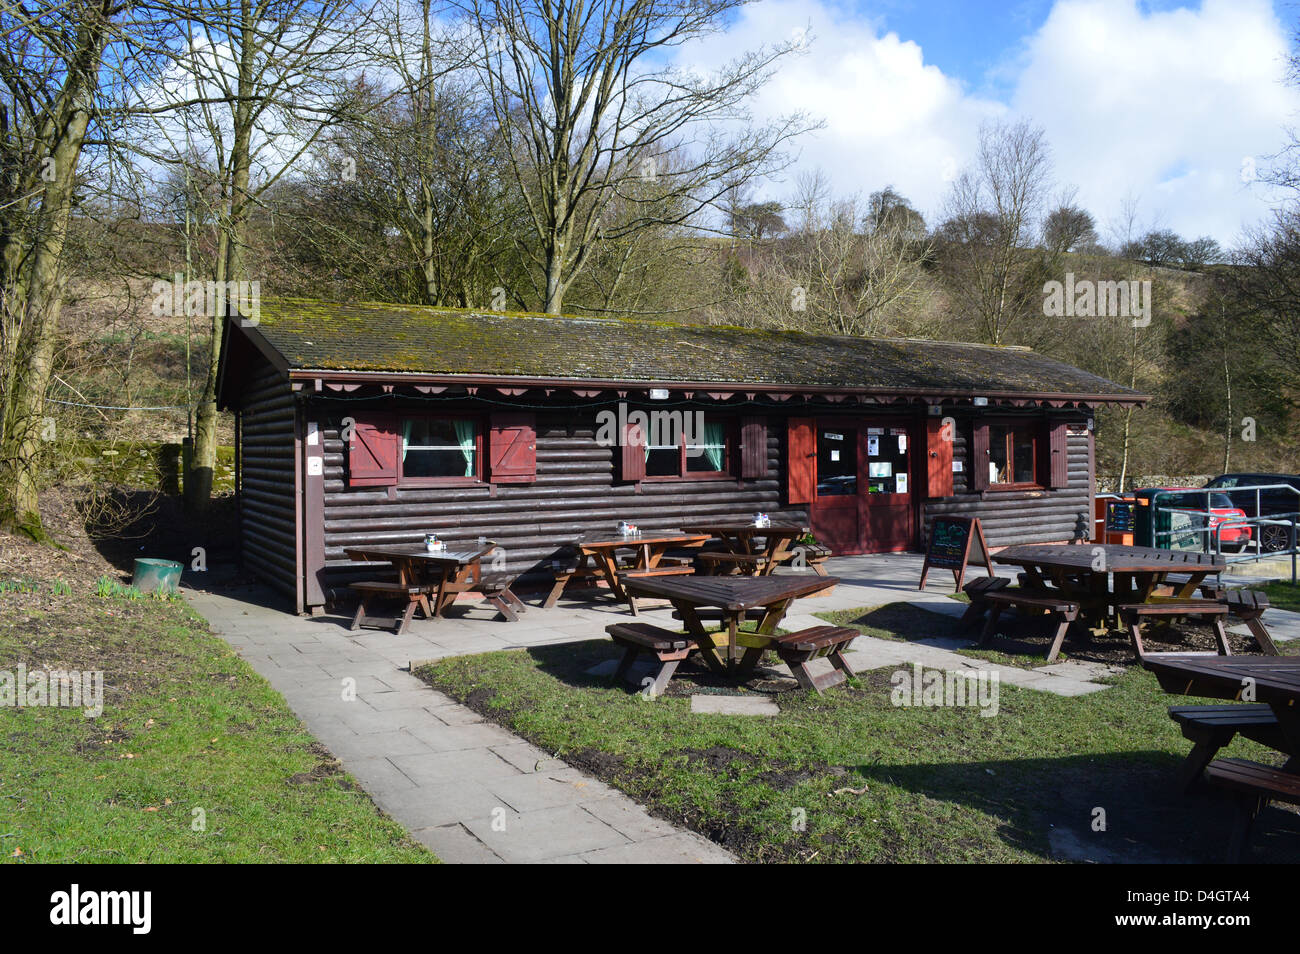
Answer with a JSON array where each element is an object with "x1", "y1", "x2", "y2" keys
[
  {"x1": 642, "y1": 416, "x2": 736, "y2": 481},
  {"x1": 985, "y1": 420, "x2": 1043, "y2": 491},
  {"x1": 396, "y1": 413, "x2": 484, "y2": 487}
]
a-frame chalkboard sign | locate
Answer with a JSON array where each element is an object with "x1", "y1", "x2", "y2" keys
[{"x1": 918, "y1": 516, "x2": 994, "y2": 591}]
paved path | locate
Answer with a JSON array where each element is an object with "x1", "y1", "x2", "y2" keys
[
  {"x1": 187, "y1": 586, "x2": 734, "y2": 863},
  {"x1": 185, "y1": 552, "x2": 1168, "y2": 863}
]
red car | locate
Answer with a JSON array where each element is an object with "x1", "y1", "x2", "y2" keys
[{"x1": 1142, "y1": 487, "x2": 1253, "y2": 551}]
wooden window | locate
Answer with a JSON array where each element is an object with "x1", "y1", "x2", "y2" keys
[
  {"x1": 397, "y1": 415, "x2": 481, "y2": 485},
  {"x1": 488, "y1": 412, "x2": 536, "y2": 483},
  {"x1": 787, "y1": 417, "x2": 816, "y2": 504},
  {"x1": 644, "y1": 416, "x2": 733, "y2": 479},
  {"x1": 972, "y1": 419, "x2": 1063, "y2": 491}
]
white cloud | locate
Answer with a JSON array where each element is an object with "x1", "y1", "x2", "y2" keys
[
  {"x1": 677, "y1": 0, "x2": 1300, "y2": 246},
  {"x1": 1012, "y1": 0, "x2": 1298, "y2": 245}
]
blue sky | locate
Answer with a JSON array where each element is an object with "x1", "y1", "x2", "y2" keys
[{"x1": 684, "y1": 0, "x2": 1300, "y2": 246}]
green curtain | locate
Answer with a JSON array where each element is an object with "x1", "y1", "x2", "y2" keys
[
  {"x1": 703, "y1": 421, "x2": 725, "y2": 471},
  {"x1": 454, "y1": 420, "x2": 475, "y2": 476}
]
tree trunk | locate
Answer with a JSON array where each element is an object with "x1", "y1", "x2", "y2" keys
[
  {"x1": 1222, "y1": 348, "x2": 1232, "y2": 474},
  {"x1": 544, "y1": 244, "x2": 565, "y2": 314},
  {"x1": 0, "y1": 15, "x2": 103, "y2": 538},
  {"x1": 188, "y1": 49, "x2": 254, "y2": 513}
]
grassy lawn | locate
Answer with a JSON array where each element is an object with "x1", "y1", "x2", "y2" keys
[
  {"x1": 417, "y1": 603, "x2": 1300, "y2": 863},
  {"x1": 0, "y1": 581, "x2": 433, "y2": 863},
  {"x1": 1261, "y1": 580, "x2": 1300, "y2": 615}
]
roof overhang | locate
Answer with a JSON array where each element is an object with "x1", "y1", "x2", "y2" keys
[{"x1": 285, "y1": 367, "x2": 1149, "y2": 409}]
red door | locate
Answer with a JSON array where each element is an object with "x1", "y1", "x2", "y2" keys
[{"x1": 809, "y1": 419, "x2": 914, "y2": 554}]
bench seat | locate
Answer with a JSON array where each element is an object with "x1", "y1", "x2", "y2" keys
[
  {"x1": 605, "y1": 623, "x2": 694, "y2": 697},
  {"x1": 980, "y1": 589, "x2": 1080, "y2": 663},
  {"x1": 771, "y1": 625, "x2": 858, "y2": 694},
  {"x1": 1204, "y1": 758, "x2": 1300, "y2": 861},
  {"x1": 1198, "y1": 587, "x2": 1280, "y2": 655},
  {"x1": 348, "y1": 579, "x2": 434, "y2": 635},
  {"x1": 959, "y1": 576, "x2": 1010, "y2": 628},
  {"x1": 1118, "y1": 601, "x2": 1231, "y2": 658},
  {"x1": 1167, "y1": 704, "x2": 1283, "y2": 792}
]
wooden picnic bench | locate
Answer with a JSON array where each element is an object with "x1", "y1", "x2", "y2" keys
[
  {"x1": 771, "y1": 625, "x2": 859, "y2": 694},
  {"x1": 344, "y1": 542, "x2": 508, "y2": 634},
  {"x1": 980, "y1": 588, "x2": 1080, "y2": 663},
  {"x1": 1118, "y1": 600, "x2": 1232, "y2": 658},
  {"x1": 680, "y1": 521, "x2": 808, "y2": 577},
  {"x1": 606, "y1": 622, "x2": 694, "y2": 698},
  {"x1": 959, "y1": 575, "x2": 1011, "y2": 628},
  {"x1": 1203, "y1": 758, "x2": 1300, "y2": 862},
  {"x1": 621, "y1": 574, "x2": 841, "y2": 679},
  {"x1": 1167, "y1": 704, "x2": 1284, "y2": 792},
  {"x1": 543, "y1": 529, "x2": 708, "y2": 614},
  {"x1": 1142, "y1": 654, "x2": 1300, "y2": 861},
  {"x1": 349, "y1": 580, "x2": 434, "y2": 634},
  {"x1": 1198, "y1": 586, "x2": 1280, "y2": 655}
]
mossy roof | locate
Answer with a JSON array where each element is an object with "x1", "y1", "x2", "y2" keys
[{"x1": 244, "y1": 299, "x2": 1143, "y2": 400}]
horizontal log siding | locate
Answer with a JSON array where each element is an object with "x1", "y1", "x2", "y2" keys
[
  {"x1": 313, "y1": 406, "x2": 803, "y2": 600},
  {"x1": 921, "y1": 418, "x2": 1092, "y2": 548},
  {"x1": 238, "y1": 365, "x2": 298, "y2": 601}
]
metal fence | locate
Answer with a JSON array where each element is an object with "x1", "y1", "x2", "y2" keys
[{"x1": 1148, "y1": 485, "x2": 1300, "y2": 583}]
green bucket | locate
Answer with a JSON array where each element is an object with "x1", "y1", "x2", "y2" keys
[{"x1": 132, "y1": 558, "x2": 183, "y2": 594}]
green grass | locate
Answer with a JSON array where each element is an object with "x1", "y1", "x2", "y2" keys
[
  {"x1": 0, "y1": 586, "x2": 434, "y2": 863},
  {"x1": 416, "y1": 604, "x2": 1299, "y2": 863},
  {"x1": 1261, "y1": 580, "x2": 1300, "y2": 614}
]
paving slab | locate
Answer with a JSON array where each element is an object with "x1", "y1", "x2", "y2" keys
[
  {"x1": 462, "y1": 804, "x2": 632, "y2": 863},
  {"x1": 689, "y1": 694, "x2": 781, "y2": 716}
]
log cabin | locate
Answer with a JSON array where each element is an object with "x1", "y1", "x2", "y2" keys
[{"x1": 216, "y1": 300, "x2": 1147, "y2": 613}]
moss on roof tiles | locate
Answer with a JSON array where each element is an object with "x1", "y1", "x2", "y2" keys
[{"x1": 248, "y1": 298, "x2": 1140, "y2": 397}]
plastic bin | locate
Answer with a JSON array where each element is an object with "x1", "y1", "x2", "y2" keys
[{"x1": 132, "y1": 558, "x2": 183, "y2": 594}]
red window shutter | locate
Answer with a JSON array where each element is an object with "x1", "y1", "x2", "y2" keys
[
  {"x1": 925, "y1": 418, "x2": 953, "y2": 498},
  {"x1": 489, "y1": 412, "x2": 536, "y2": 483},
  {"x1": 741, "y1": 416, "x2": 767, "y2": 479},
  {"x1": 620, "y1": 421, "x2": 646, "y2": 482},
  {"x1": 348, "y1": 413, "x2": 400, "y2": 487},
  {"x1": 787, "y1": 417, "x2": 815, "y2": 504},
  {"x1": 971, "y1": 422, "x2": 990, "y2": 492},
  {"x1": 1047, "y1": 421, "x2": 1069, "y2": 489}
]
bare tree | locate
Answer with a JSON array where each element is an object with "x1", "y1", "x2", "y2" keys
[
  {"x1": 935, "y1": 119, "x2": 1056, "y2": 345},
  {"x1": 466, "y1": 0, "x2": 815, "y2": 313},
  {"x1": 142, "y1": 0, "x2": 367, "y2": 510},
  {"x1": 720, "y1": 179, "x2": 933, "y2": 338},
  {"x1": 0, "y1": 0, "x2": 134, "y2": 538}
]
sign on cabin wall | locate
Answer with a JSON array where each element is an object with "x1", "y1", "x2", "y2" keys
[{"x1": 918, "y1": 516, "x2": 994, "y2": 591}]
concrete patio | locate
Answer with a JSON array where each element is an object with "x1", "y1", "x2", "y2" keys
[{"x1": 185, "y1": 553, "x2": 1299, "y2": 863}]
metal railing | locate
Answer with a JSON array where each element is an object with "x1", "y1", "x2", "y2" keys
[{"x1": 1148, "y1": 485, "x2": 1300, "y2": 584}]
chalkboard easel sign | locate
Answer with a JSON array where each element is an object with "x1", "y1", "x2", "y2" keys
[{"x1": 919, "y1": 516, "x2": 994, "y2": 591}]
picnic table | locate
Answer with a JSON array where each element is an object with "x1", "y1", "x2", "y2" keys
[
  {"x1": 679, "y1": 521, "x2": 810, "y2": 576},
  {"x1": 1144, "y1": 655, "x2": 1300, "y2": 859},
  {"x1": 344, "y1": 541, "x2": 520, "y2": 633},
  {"x1": 542, "y1": 529, "x2": 710, "y2": 614},
  {"x1": 1145, "y1": 656, "x2": 1300, "y2": 760},
  {"x1": 992, "y1": 543, "x2": 1226, "y2": 631},
  {"x1": 620, "y1": 574, "x2": 839, "y2": 671}
]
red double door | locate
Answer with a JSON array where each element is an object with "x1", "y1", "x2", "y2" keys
[{"x1": 800, "y1": 418, "x2": 918, "y2": 555}]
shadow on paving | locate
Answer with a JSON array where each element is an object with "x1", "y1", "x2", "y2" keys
[{"x1": 849, "y1": 753, "x2": 1300, "y2": 864}]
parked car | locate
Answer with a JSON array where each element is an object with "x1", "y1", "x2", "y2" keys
[
  {"x1": 1203, "y1": 473, "x2": 1300, "y2": 551},
  {"x1": 1137, "y1": 486, "x2": 1253, "y2": 552}
]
